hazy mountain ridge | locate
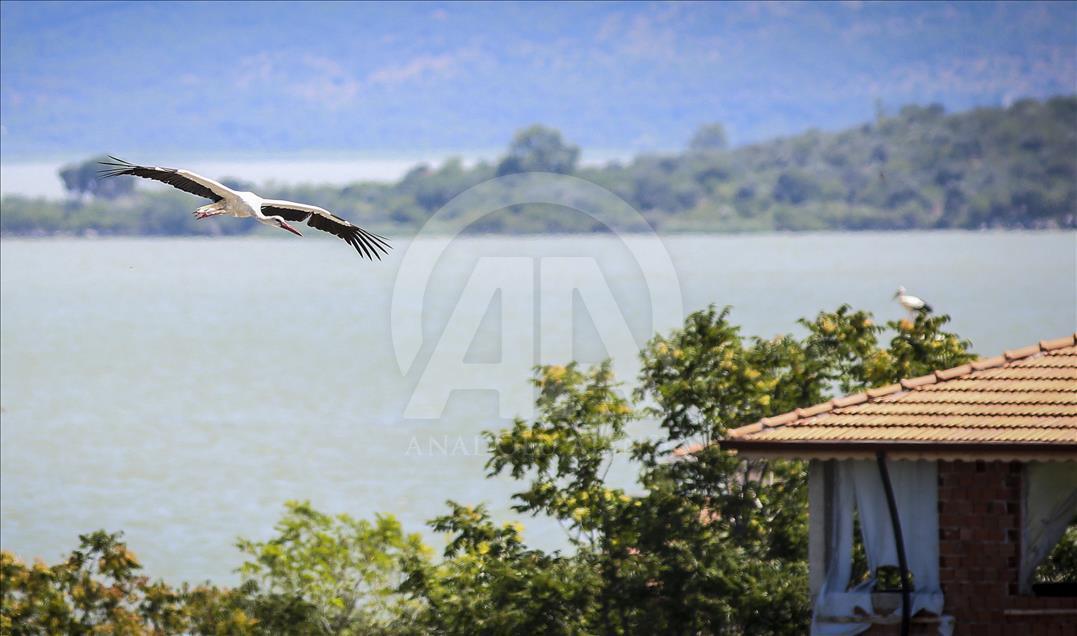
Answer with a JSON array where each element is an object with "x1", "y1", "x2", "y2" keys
[{"x1": 2, "y1": 2, "x2": 1074, "y2": 158}]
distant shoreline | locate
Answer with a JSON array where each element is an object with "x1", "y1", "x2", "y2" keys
[
  {"x1": 0, "y1": 149, "x2": 638, "y2": 199},
  {"x1": 4, "y1": 98, "x2": 1074, "y2": 236}
]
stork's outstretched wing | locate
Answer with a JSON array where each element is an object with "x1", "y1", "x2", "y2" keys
[
  {"x1": 98, "y1": 156, "x2": 233, "y2": 202},
  {"x1": 260, "y1": 200, "x2": 391, "y2": 259}
]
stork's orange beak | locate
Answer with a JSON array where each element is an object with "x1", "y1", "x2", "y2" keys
[{"x1": 280, "y1": 221, "x2": 303, "y2": 237}]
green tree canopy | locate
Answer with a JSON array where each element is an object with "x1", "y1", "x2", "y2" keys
[
  {"x1": 16, "y1": 306, "x2": 1071, "y2": 636},
  {"x1": 59, "y1": 155, "x2": 134, "y2": 200},
  {"x1": 689, "y1": 123, "x2": 729, "y2": 151},
  {"x1": 496, "y1": 125, "x2": 581, "y2": 176}
]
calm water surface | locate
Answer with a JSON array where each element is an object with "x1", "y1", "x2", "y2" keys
[{"x1": 1, "y1": 232, "x2": 1074, "y2": 582}]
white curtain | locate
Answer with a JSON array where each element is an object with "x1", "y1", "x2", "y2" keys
[
  {"x1": 812, "y1": 460, "x2": 864, "y2": 636},
  {"x1": 1019, "y1": 462, "x2": 1077, "y2": 594},
  {"x1": 811, "y1": 459, "x2": 949, "y2": 636}
]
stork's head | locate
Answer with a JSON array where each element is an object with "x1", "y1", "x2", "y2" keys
[
  {"x1": 893, "y1": 285, "x2": 906, "y2": 298},
  {"x1": 270, "y1": 216, "x2": 303, "y2": 237}
]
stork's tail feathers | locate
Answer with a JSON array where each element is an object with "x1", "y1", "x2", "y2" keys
[
  {"x1": 919, "y1": 304, "x2": 933, "y2": 313},
  {"x1": 97, "y1": 156, "x2": 136, "y2": 179}
]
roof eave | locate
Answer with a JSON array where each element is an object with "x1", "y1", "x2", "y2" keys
[{"x1": 719, "y1": 439, "x2": 1077, "y2": 462}]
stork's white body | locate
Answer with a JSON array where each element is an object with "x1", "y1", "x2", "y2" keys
[
  {"x1": 195, "y1": 189, "x2": 266, "y2": 221},
  {"x1": 893, "y1": 286, "x2": 932, "y2": 316},
  {"x1": 169, "y1": 168, "x2": 263, "y2": 221},
  {"x1": 897, "y1": 294, "x2": 926, "y2": 311}
]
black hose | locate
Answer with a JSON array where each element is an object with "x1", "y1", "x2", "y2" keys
[{"x1": 876, "y1": 450, "x2": 911, "y2": 636}]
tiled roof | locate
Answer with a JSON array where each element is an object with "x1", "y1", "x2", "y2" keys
[{"x1": 719, "y1": 335, "x2": 1077, "y2": 459}]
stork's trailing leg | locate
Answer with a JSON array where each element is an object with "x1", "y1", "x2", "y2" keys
[{"x1": 193, "y1": 202, "x2": 226, "y2": 220}]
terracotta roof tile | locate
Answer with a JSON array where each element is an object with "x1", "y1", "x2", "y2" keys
[
  {"x1": 833, "y1": 393, "x2": 869, "y2": 408},
  {"x1": 926, "y1": 379, "x2": 1076, "y2": 392},
  {"x1": 722, "y1": 335, "x2": 1077, "y2": 451},
  {"x1": 1041, "y1": 335, "x2": 1077, "y2": 351},
  {"x1": 728, "y1": 422, "x2": 764, "y2": 439},
  {"x1": 797, "y1": 401, "x2": 835, "y2": 418},
  {"x1": 1004, "y1": 344, "x2": 1041, "y2": 361},
  {"x1": 935, "y1": 364, "x2": 972, "y2": 381},
  {"x1": 760, "y1": 411, "x2": 798, "y2": 427},
  {"x1": 867, "y1": 383, "x2": 902, "y2": 398},
  {"x1": 901, "y1": 374, "x2": 937, "y2": 389},
  {"x1": 970, "y1": 367, "x2": 1077, "y2": 380},
  {"x1": 971, "y1": 355, "x2": 1006, "y2": 371}
]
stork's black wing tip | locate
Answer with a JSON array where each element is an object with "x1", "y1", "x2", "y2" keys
[
  {"x1": 97, "y1": 167, "x2": 130, "y2": 179},
  {"x1": 97, "y1": 155, "x2": 135, "y2": 177}
]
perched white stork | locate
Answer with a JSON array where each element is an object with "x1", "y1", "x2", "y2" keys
[
  {"x1": 98, "y1": 157, "x2": 390, "y2": 259},
  {"x1": 893, "y1": 286, "x2": 932, "y2": 316}
]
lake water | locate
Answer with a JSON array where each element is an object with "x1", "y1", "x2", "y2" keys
[{"x1": 1, "y1": 232, "x2": 1074, "y2": 583}]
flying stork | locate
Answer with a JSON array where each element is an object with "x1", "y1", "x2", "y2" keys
[
  {"x1": 98, "y1": 157, "x2": 390, "y2": 259},
  {"x1": 893, "y1": 286, "x2": 932, "y2": 317}
]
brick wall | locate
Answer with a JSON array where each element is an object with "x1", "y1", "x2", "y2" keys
[{"x1": 933, "y1": 460, "x2": 1076, "y2": 635}]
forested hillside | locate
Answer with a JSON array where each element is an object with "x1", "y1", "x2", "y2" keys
[{"x1": 2, "y1": 96, "x2": 1074, "y2": 236}]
